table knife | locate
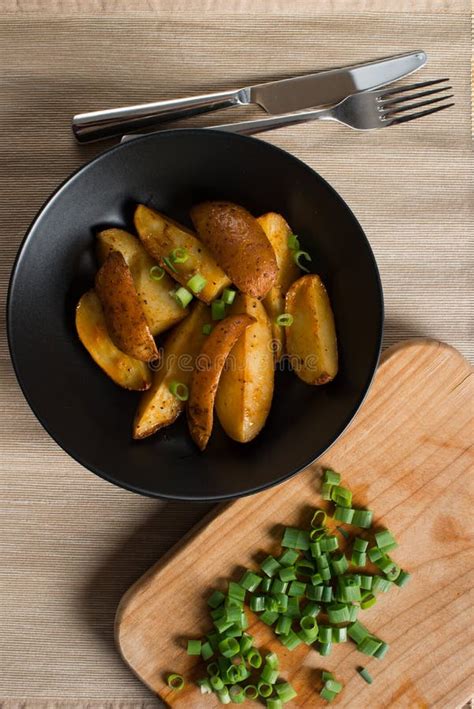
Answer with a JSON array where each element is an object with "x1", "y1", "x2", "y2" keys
[{"x1": 73, "y1": 50, "x2": 426, "y2": 143}]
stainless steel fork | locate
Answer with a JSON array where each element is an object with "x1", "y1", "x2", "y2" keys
[{"x1": 208, "y1": 78, "x2": 454, "y2": 135}]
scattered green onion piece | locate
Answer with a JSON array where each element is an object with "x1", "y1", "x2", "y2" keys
[
  {"x1": 360, "y1": 593, "x2": 377, "y2": 610},
  {"x1": 310, "y1": 541, "x2": 322, "y2": 558},
  {"x1": 197, "y1": 677, "x2": 212, "y2": 694},
  {"x1": 278, "y1": 549, "x2": 299, "y2": 566},
  {"x1": 323, "y1": 468, "x2": 341, "y2": 485},
  {"x1": 337, "y1": 525, "x2": 350, "y2": 540},
  {"x1": 321, "y1": 482, "x2": 333, "y2": 500},
  {"x1": 266, "y1": 700, "x2": 283, "y2": 709},
  {"x1": 261, "y1": 556, "x2": 281, "y2": 578},
  {"x1": 357, "y1": 667, "x2": 373, "y2": 684},
  {"x1": 375, "y1": 529, "x2": 398, "y2": 552},
  {"x1": 368, "y1": 547, "x2": 384, "y2": 563},
  {"x1": 358, "y1": 635, "x2": 383, "y2": 656},
  {"x1": 168, "y1": 380, "x2": 189, "y2": 401},
  {"x1": 186, "y1": 273, "x2": 207, "y2": 294},
  {"x1": 229, "y1": 684, "x2": 245, "y2": 703},
  {"x1": 208, "y1": 590, "x2": 225, "y2": 608},
  {"x1": 319, "y1": 642, "x2": 332, "y2": 656},
  {"x1": 316, "y1": 554, "x2": 329, "y2": 569},
  {"x1": 280, "y1": 630, "x2": 302, "y2": 650},
  {"x1": 326, "y1": 679, "x2": 343, "y2": 694},
  {"x1": 167, "y1": 673, "x2": 184, "y2": 691},
  {"x1": 394, "y1": 570, "x2": 411, "y2": 587},
  {"x1": 279, "y1": 566, "x2": 297, "y2": 582},
  {"x1": 261, "y1": 578, "x2": 272, "y2": 592},
  {"x1": 354, "y1": 537, "x2": 369, "y2": 552},
  {"x1": 327, "y1": 603, "x2": 350, "y2": 623},
  {"x1": 347, "y1": 604, "x2": 359, "y2": 622},
  {"x1": 257, "y1": 681, "x2": 273, "y2": 698},
  {"x1": 214, "y1": 617, "x2": 233, "y2": 634},
  {"x1": 275, "y1": 313, "x2": 294, "y2": 327},
  {"x1": 332, "y1": 626, "x2": 347, "y2": 643},
  {"x1": 322, "y1": 671, "x2": 334, "y2": 683},
  {"x1": 250, "y1": 595, "x2": 266, "y2": 612},
  {"x1": 265, "y1": 651, "x2": 279, "y2": 670},
  {"x1": 319, "y1": 536, "x2": 339, "y2": 552},
  {"x1": 295, "y1": 558, "x2": 316, "y2": 576},
  {"x1": 275, "y1": 681, "x2": 297, "y2": 702},
  {"x1": 228, "y1": 582, "x2": 246, "y2": 602},
  {"x1": 226, "y1": 665, "x2": 241, "y2": 684},
  {"x1": 351, "y1": 509, "x2": 373, "y2": 528},
  {"x1": 264, "y1": 596, "x2": 279, "y2": 613},
  {"x1": 305, "y1": 601, "x2": 321, "y2": 617},
  {"x1": 212, "y1": 299, "x2": 226, "y2": 320},
  {"x1": 373, "y1": 640, "x2": 389, "y2": 659},
  {"x1": 261, "y1": 665, "x2": 279, "y2": 684},
  {"x1": 210, "y1": 675, "x2": 225, "y2": 691},
  {"x1": 334, "y1": 506, "x2": 355, "y2": 523},
  {"x1": 162, "y1": 255, "x2": 178, "y2": 273},
  {"x1": 282, "y1": 527, "x2": 310, "y2": 550},
  {"x1": 275, "y1": 615, "x2": 292, "y2": 635},
  {"x1": 239, "y1": 633, "x2": 253, "y2": 654},
  {"x1": 173, "y1": 286, "x2": 193, "y2": 308},
  {"x1": 293, "y1": 249, "x2": 312, "y2": 272},
  {"x1": 273, "y1": 593, "x2": 289, "y2": 613},
  {"x1": 321, "y1": 585, "x2": 333, "y2": 602},
  {"x1": 299, "y1": 615, "x2": 319, "y2": 642},
  {"x1": 288, "y1": 580, "x2": 306, "y2": 597},
  {"x1": 331, "y1": 552, "x2": 349, "y2": 576},
  {"x1": 186, "y1": 639, "x2": 201, "y2": 655},
  {"x1": 360, "y1": 574, "x2": 373, "y2": 590},
  {"x1": 310, "y1": 572, "x2": 323, "y2": 586},
  {"x1": 330, "y1": 485, "x2": 352, "y2": 508},
  {"x1": 240, "y1": 570, "x2": 262, "y2": 592},
  {"x1": 287, "y1": 233, "x2": 300, "y2": 250},
  {"x1": 244, "y1": 684, "x2": 259, "y2": 700},
  {"x1": 170, "y1": 247, "x2": 189, "y2": 264},
  {"x1": 207, "y1": 632, "x2": 219, "y2": 650},
  {"x1": 201, "y1": 641, "x2": 214, "y2": 661},
  {"x1": 217, "y1": 687, "x2": 231, "y2": 704},
  {"x1": 207, "y1": 661, "x2": 219, "y2": 676},
  {"x1": 149, "y1": 265, "x2": 165, "y2": 281},
  {"x1": 219, "y1": 637, "x2": 240, "y2": 658},
  {"x1": 351, "y1": 551, "x2": 367, "y2": 567},
  {"x1": 347, "y1": 620, "x2": 370, "y2": 644},
  {"x1": 259, "y1": 610, "x2": 279, "y2": 626},
  {"x1": 306, "y1": 584, "x2": 324, "y2": 601},
  {"x1": 202, "y1": 323, "x2": 213, "y2": 335},
  {"x1": 372, "y1": 576, "x2": 393, "y2": 593},
  {"x1": 311, "y1": 509, "x2": 327, "y2": 529},
  {"x1": 221, "y1": 288, "x2": 236, "y2": 305},
  {"x1": 224, "y1": 606, "x2": 242, "y2": 623},
  {"x1": 318, "y1": 625, "x2": 332, "y2": 643},
  {"x1": 320, "y1": 687, "x2": 336, "y2": 702},
  {"x1": 271, "y1": 578, "x2": 288, "y2": 594}
]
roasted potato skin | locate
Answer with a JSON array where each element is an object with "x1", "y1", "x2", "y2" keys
[
  {"x1": 190, "y1": 201, "x2": 278, "y2": 299},
  {"x1": 96, "y1": 228, "x2": 187, "y2": 336},
  {"x1": 285, "y1": 274, "x2": 338, "y2": 385},
  {"x1": 258, "y1": 212, "x2": 300, "y2": 361},
  {"x1": 133, "y1": 302, "x2": 210, "y2": 439},
  {"x1": 134, "y1": 205, "x2": 230, "y2": 303},
  {"x1": 187, "y1": 314, "x2": 255, "y2": 450},
  {"x1": 95, "y1": 251, "x2": 159, "y2": 362},
  {"x1": 215, "y1": 295, "x2": 274, "y2": 443},
  {"x1": 76, "y1": 290, "x2": 151, "y2": 391}
]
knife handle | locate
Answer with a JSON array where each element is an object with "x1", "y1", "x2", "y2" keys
[{"x1": 72, "y1": 88, "x2": 249, "y2": 143}]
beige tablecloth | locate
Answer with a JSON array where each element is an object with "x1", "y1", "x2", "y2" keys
[{"x1": 0, "y1": 0, "x2": 472, "y2": 706}]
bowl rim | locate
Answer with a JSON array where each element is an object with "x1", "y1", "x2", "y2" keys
[{"x1": 6, "y1": 128, "x2": 384, "y2": 501}]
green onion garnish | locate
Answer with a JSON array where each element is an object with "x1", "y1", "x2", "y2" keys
[
  {"x1": 266, "y1": 699, "x2": 283, "y2": 709},
  {"x1": 168, "y1": 380, "x2": 189, "y2": 401},
  {"x1": 218, "y1": 637, "x2": 240, "y2": 658},
  {"x1": 293, "y1": 249, "x2": 312, "y2": 272},
  {"x1": 222, "y1": 288, "x2": 237, "y2": 305},
  {"x1": 170, "y1": 247, "x2": 189, "y2": 264},
  {"x1": 207, "y1": 590, "x2": 225, "y2": 608},
  {"x1": 287, "y1": 233, "x2": 300, "y2": 250},
  {"x1": 357, "y1": 667, "x2": 373, "y2": 684},
  {"x1": 275, "y1": 313, "x2": 294, "y2": 327},
  {"x1": 187, "y1": 272, "x2": 208, "y2": 294},
  {"x1": 172, "y1": 286, "x2": 193, "y2": 308},
  {"x1": 162, "y1": 255, "x2": 178, "y2": 273},
  {"x1": 167, "y1": 673, "x2": 184, "y2": 691},
  {"x1": 244, "y1": 685, "x2": 258, "y2": 699},
  {"x1": 375, "y1": 529, "x2": 398, "y2": 552},
  {"x1": 246, "y1": 648, "x2": 262, "y2": 668},
  {"x1": 211, "y1": 299, "x2": 226, "y2": 320},
  {"x1": 229, "y1": 684, "x2": 245, "y2": 703},
  {"x1": 202, "y1": 323, "x2": 213, "y2": 335},
  {"x1": 149, "y1": 265, "x2": 165, "y2": 281},
  {"x1": 257, "y1": 681, "x2": 273, "y2": 698},
  {"x1": 351, "y1": 509, "x2": 373, "y2": 528},
  {"x1": 275, "y1": 681, "x2": 297, "y2": 702},
  {"x1": 187, "y1": 639, "x2": 201, "y2": 655}
]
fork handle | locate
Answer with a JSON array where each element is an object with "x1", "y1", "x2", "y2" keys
[
  {"x1": 210, "y1": 107, "x2": 333, "y2": 135},
  {"x1": 72, "y1": 88, "x2": 249, "y2": 143}
]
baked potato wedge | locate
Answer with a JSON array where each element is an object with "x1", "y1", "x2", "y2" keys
[
  {"x1": 76, "y1": 290, "x2": 151, "y2": 391},
  {"x1": 95, "y1": 251, "x2": 159, "y2": 362},
  {"x1": 191, "y1": 201, "x2": 278, "y2": 299},
  {"x1": 134, "y1": 204, "x2": 230, "y2": 303},
  {"x1": 188, "y1": 314, "x2": 255, "y2": 450},
  {"x1": 285, "y1": 274, "x2": 338, "y2": 385},
  {"x1": 258, "y1": 212, "x2": 300, "y2": 361},
  {"x1": 96, "y1": 228, "x2": 187, "y2": 336},
  {"x1": 215, "y1": 295, "x2": 274, "y2": 443},
  {"x1": 133, "y1": 302, "x2": 210, "y2": 439}
]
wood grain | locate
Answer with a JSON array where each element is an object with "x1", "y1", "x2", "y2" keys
[{"x1": 116, "y1": 338, "x2": 473, "y2": 707}]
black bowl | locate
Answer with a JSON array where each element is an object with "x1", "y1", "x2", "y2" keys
[{"x1": 7, "y1": 129, "x2": 383, "y2": 501}]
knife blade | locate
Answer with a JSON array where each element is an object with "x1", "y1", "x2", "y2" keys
[{"x1": 73, "y1": 51, "x2": 426, "y2": 143}]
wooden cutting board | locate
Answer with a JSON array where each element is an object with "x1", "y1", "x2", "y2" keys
[{"x1": 115, "y1": 339, "x2": 473, "y2": 708}]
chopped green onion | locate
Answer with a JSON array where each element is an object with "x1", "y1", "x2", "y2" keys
[
  {"x1": 318, "y1": 625, "x2": 332, "y2": 643},
  {"x1": 273, "y1": 593, "x2": 289, "y2": 613},
  {"x1": 265, "y1": 651, "x2": 279, "y2": 669},
  {"x1": 228, "y1": 581, "x2": 246, "y2": 601},
  {"x1": 323, "y1": 469, "x2": 341, "y2": 484},
  {"x1": 222, "y1": 288, "x2": 236, "y2": 305},
  {"x1": 229, "y1": 684, "x2": 245, "y2": 703},
  {"x1": 352, "y1": 551, "x2": 367, "y2": 567},
  {"x1": 218, "y1": 637, "x2": 240, "y2": 658},
  {"x1": 207, "y1": 590, "x2": 225, "y2": 608},
  {"x1": 288, "y1": 580, "x2": 306, "y2": 597},
  {"x1": 282, "y1": 527, "x2": 310, "y2": 550},
  {"x1": 332, "y1": 626, "x2": 347, "y2": 643},
  {"x1": 278, "y1": 549, "x2": 299, "y2": 566},
  {"x1": 334, "y1": 506, "x2": 355, "y2": 523},
  {"x1": 257, "y1": 681, "x2": 273, "y2": 698},
  {"x1": 354, "y1": 537, "x2": 369, "y2": 552},
  {"x1": 375, "y1": 529, "x2": 398, "y2": 552},
  {"x1": 197, "y1": 677, "x2": 212, "y2": 694},
  {"x1": 240, "y1": 570, "x2": 262, "y2": 592},
  {"x1": 347, "y1": 620, "x2": 370, "y2": 644},
  {"x1": 212, "y1": 299, "x2": 226, "y2": 320},
  {"x1": 271, "y1": 578, "x2": 288, "y2": 594},
  {"x1": 306, "y1": 584, "x2": 324, "y2": 601},
  {"x1": 167, "y1": 673, "x2": 184, "y2": 690},
  {"x1": 319, "y1": 642, "x2": 332, "y2": 656},
  {"x1": 360, "y1": 574, "x2": 373, "y2": 590},
  {"x1": 280, "y1": 630, "x2": 302, "y2": 650},
  {"x1": 187, "y1": 273, "x2": 207, "y2": 294},
  {"x1": 331, "y1": 552, "x2": 349, "y2": 576},
  {"x1": 320, "y1": 686, "x2": 336, "y2": 702},
  {"x1": 311, "y1": 509, "x2": 327, "y2": 529},
  {"x1": 167, "y1": 380, "x2": 189, "y2": 401},
  {"x1": 264, "y1": 596, "x2": 279, "y2": 613},
  {"x1": 288, "y1": 233, "x2": 300, "y2": 250},
  {"x1": 368, "y1": 547, "x2": 384, "y2": 563},
  {"x1": 244, "y1": 684, "x2": 258, "y2": 700},
  {"x1": 310, "y1": 572, "x2": 323, "y2": 586},
  {"x1": 201, "y1": 640, "x2": 214, "y2": 660},
  {"x1": 279, "y1": 566, "x2": 297, "y2": 582},
  {"x1": 320, "y1": 536, "x2": 338, "y2": 552},
  {"x1": 337, "y1": 525, "x2": 350, "y2": 540},
  {"x1": 172, "y1": 286, "x2": 193, "y2": 308},
  {"x1": 261, "y1": 664, "x2": 279, "y2": 684},
  {"x1": 330, "y1": 485, "x2": 352, "y2": 508},
  {"x1": 266, "y1": 700, "x2": 283, "y2": 709},
  {"x1": 207, "y1": 661, "x2": 220, "y2": 676},
  {"x1": 275, "y1": 615, "x2": 292, "y2": 636},
  {"x1": 357, "y1": 667, "x2": 373, "y2": 684},
  {"x1": 360, "y1": 593, "x2": 377, "y2": 609},
  {"x1": 373, "y1": 640, "x2": 389, "y2": 659},
  {"x1": 149, "y1": 265, "x2": 165, "y2": 281},
  {"x1": 326, "y1": 679, "x2": 343, "y2": 694},
  {"x1": 261, "y1": 578, "x2": 272, "y2": 592},
  {"x1": 351, "y1": 509, "x2": 373, "y2": 528},
  {"x1": 394, "y1": 570, "x2": 411, "y2": 587},
  {"x1": 259, "y1": 610, "x2": 279, "y2": 626},
  {"x1": 214, "y1": 616, "x2": 233, "y2": 634},
  {"x1": 239, "y1": 633, "x2": 253, "y2": 654},
  {"x1": 275, "y1": 313, "x2": 293, "y2": 327},
  {"x1": 261, "y1": 555, "x2": 281, "y2": 578},
  {"x1": 202, "y1": 323, "x2": 213, "y2": 335},
  {"x1": 162, "y1": 255, "x2": 178, "y2": 273},
  {"x1": 347, "y1": 604, "x2": 359, "y2": 622},
  {"x1": 293, "y1": 250, "x2": 312, "y2": 272},
  {"x1": 321, "y1": 482, "x2": 333, "y2": 500},
  {"x1": 217, "y1": 686, "x2": 231, "y2": 704},
  {"x1": 310, "y1": 541, "x2": 322, "y2": 558},
  {"x1": 299, "y1": 615, "x2": 319, "y2": 642},
  {"x1": 327, "y1": 603, "x2": 350, "y2": 623},
  {"x1": 304, "y1": 602, "x2": 321, "y2": 617},
  {"x1": 358, "y1": 635, "x2": 382, "y2": 656},
  {"x1": 372, "y1": 576, "x2": 393, "y2": 593},
  {"x1": 322, "y1": 671, "x2": 334, "y2": 682},
  {"x1": 170, "y1": 247, "x2": 189, "y2": 264},
  {"x1": 275, "y1": 681, "x2": 297, "y2": 702}
]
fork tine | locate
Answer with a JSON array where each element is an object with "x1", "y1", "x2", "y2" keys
[
  {"x1": 385, "y1": 102, "x2": 454, "y2": 127},
  {"x1": 382, "y1": 93, "x2": 454, "y2": 117},
  {"x1": 377, "y1": 78, "x2": 450, "y2": 100},
  {"x1": 380, "y1": 85, "x2": 453, "y2": 108}
]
